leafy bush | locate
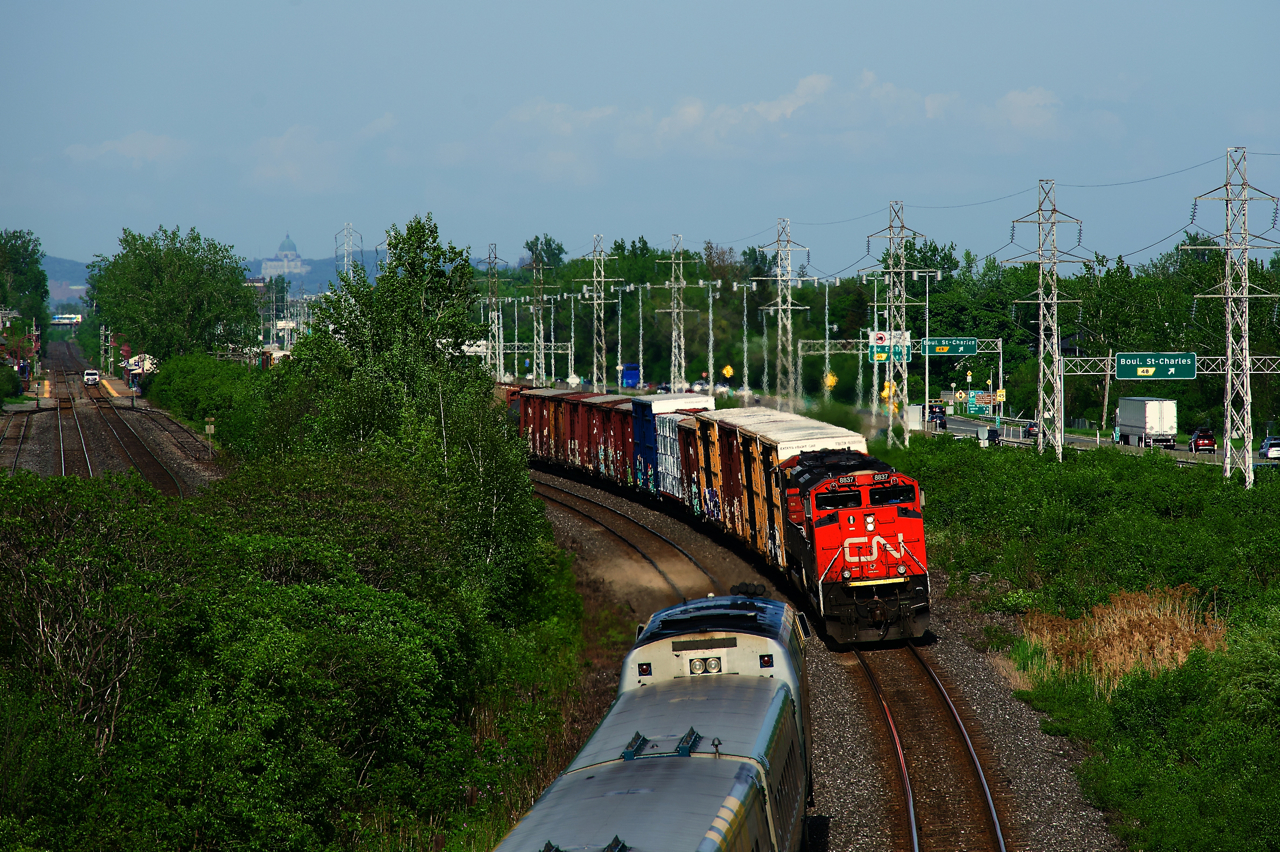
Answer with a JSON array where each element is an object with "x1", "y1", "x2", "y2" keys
[
  {"x1": 0, "y1": 364, "x2": 21, "y2": 399},
  {"x1": 2, "y1": 215, "x2": 584, "y2": 851}
]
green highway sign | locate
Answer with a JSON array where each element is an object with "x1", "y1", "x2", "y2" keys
[
  {"x1": 923, "y1": 336, "x2": 977, "y2": 355},
  {"x1": 869, "y1": 344, "x2": 913, "y2": 363},
  {"x1": 1115, "y1": 352, "x2": 1197, "y2": 380}
]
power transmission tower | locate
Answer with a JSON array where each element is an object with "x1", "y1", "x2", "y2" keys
[
  {"x1": 335, "y1": 224, "x2": 364, "y2": 279},
  {"x1": 1185, "y1": 147, "x2": 1280, "y2": 487},
  {"x1": 864, "y1": 204, "x2": 929, "y2": 448},
  {"x1": 1009, "y1": 181, "x2": 1084, "y2": 461},
  {"x1": 575, "y1": 236, "x2": 621, "y2": 389},
  {"x1": 655, "y1": 236, "x2": 699, "y2": 391},
  {"x1": 484, "y1": 244, "x2": 509, "y2": 378},
  {"x1": 751, "y1": 219, "x2": 807, "y2": 411}
]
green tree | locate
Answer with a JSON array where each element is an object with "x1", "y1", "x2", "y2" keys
[
  {"x1": 0, "y1": 230, "x2": 51, "y2": 335},
  {"x1": 86, "y1": 226, "x2": 260, "y2": 361},
  {"x1": 524, "y1": 234, "x2": 566, "y2": 268}
]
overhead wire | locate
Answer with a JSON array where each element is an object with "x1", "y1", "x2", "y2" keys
[{"x1": 1059, "y1": 155, "x2": 1221, "y2": 188}]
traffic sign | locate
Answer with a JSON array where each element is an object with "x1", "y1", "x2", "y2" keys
[
  {"x1": 868, "y1": 330, "x2": 911, "y2": 346},
  {"x1": 954, "y1": 390, "x2": 967, "y2": 402},
  {"x1": 1115, "y1": 352, "x2": 1197, "y2": 380},
  {"x1": 923, "y1": 336, "x2": 977, "y2": 355},
  {"x1": 995, "y1": 389, "x2": 1006, "y2": 402},
  {"x1": 869, "y1": 344, "x2": 913, "y2": 363}
]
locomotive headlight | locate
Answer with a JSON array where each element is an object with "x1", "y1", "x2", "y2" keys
[
  {"x1": 864, "y1": 514, "x2": 875, "y2": 532},
  {"x1": 706, "y1": 657, "x2": 721, "y2": 673},
  {"x1": 897, "y1": 564, "x2": 906, "y2": 575},
  {"x1": 690, "y1": 658, "x2": 706, "y2": 674},
  {"x1": 842, "y1": 568, "x2": 852, "y2": 580}
]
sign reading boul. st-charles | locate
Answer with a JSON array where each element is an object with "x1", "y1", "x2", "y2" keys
[{"x1": 1115, "y1": 352, "x2": 1197, "y2": 380}]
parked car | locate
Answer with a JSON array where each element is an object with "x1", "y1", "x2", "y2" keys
[
  {"x1": 1188, "y1": 428, "x2": 1216, "y2": 454},
  {"x1": 82, "y1": 369, "x2": 100, "y2": 386},
  {"x1": 1022, "y1": 422, "x2": 1040, "y2": 439},
  {"x1": 1260, "y1": 436, "x2": 1280, "y2": 459}
]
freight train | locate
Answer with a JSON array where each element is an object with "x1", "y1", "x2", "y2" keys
[
  {"x1": 500, "y1": 386, "x2": 930, "y2": 644},
  {"x1": 494, "y1": 592, "x2": 814, "y2": 852}
]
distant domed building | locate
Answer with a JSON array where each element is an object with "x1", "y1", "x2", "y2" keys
[{"x1": 260, "y1": 233, "x2": 311, "y2": 279}]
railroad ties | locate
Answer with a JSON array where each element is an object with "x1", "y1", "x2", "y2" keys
[{"x1": 853, "y1": 645, "x2": 1011, "y2": 852}]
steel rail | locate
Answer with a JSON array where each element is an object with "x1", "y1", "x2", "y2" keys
[
  {"x1": 853, "y1": 648, "x2": 920, "y2": 852},
  {"x1": 532, "y1": 474, "x2": 725, "y2": 593},
  {"x1": 56, "y1": 381, "x2": 65, "y2": 477},
  {"x1": 11, "y1": 414, "x2": 29, "y2": 474},
  {"x1": 66, "y1": 374, "x2": 93, "y2": 477},
  {"x1": 908, "y1": 643, "x2": 1008, "y2": 852},
  {"x1": 86, "y1": 385, "x2": 184, "y2": 498},
  {"x1": 532, "y1": 484, "x2": 685, "y2": 600}
]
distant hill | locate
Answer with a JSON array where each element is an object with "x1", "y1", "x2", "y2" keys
[
  {"x1": 39, "y1": 254, "x2": 377, "y2": 306},
  {"x1": 44, "y1": 256, "x2": 90, "y2": 305}
]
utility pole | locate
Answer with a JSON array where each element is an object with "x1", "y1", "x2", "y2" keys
[
  {"x1": 575, "y1": 236, "x2": 621, "y2": 390},
  {"x1": 703, "y1": 280, "x2": 720, "y2": 396},
  {"x1": 1185, "y1": 147, "x2": 1280, "y2": 487},
  {"x1": 638, "y1": 285, "x2": 645, "y2": 389},
  {"x1": 655, "y1": 235, "x2": 698, "y2": 392},
  {"x1": 822, "y1": 278, "x2": 832, "y2": 401},
  {"x1": 733, "y1": 282, "x2": 755, "y2": 394},
  {"x1": 752, "y1": 219, "x2": 807, "y2": 411},
  {"x1": 1011, "y1": 181, "x2": 1082, "y2": 461}
]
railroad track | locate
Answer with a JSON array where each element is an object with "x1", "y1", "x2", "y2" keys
[
  {"x1": 129, "y1": 408, "x2": 213, "y2": 460},
  {"x1": 48, "y1": 341, "x2": 185, "y2": 496},
  {"x1": 0, "y1": 412, "x2": 31, "y2": 473},
  {"x1": 52, "y1": 368, "x2": 92, "y2": 479},
  {"x1": 530, "y1": 474, "x2": 724, "y2": 600},
  {"x1": 84, "y1": 382, "x2": 184, "y2": 497},
  {"x1": 854, "y1": 643, "x2": 1009, "y2": 852}
]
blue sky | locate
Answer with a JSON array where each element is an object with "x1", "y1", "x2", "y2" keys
[{"x1": 4, "y1": 0, "x2": 1280, "y2": 273}]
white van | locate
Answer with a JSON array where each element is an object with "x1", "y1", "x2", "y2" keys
[{"x1": 83, "y1": 369, "x2": 100, "y2": 386}]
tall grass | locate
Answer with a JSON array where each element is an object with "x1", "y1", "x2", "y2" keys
[{"x1": 1020, "y1": 586, "x2": 1225, "y2": 698}]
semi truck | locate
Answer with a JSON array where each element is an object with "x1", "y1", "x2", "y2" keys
[{"x1": 1116, "y1": 397, "x2": 1177, "y2": 448}]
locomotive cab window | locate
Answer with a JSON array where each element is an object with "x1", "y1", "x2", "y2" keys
[
  {"x1": 814, "y1": 490, "x2": 862, "y2": 510},
  {"x1": 868, "y1": 484, "x2": 916, "y2": 506}
]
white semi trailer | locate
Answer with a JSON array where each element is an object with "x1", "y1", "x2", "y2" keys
[{"x1": 1116, "y1": 397, "x2": 1178, "y2": 448}]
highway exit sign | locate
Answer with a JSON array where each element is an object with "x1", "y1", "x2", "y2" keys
[
  {"x1": 923, "y1": 337, "x2": 977, "y2": 355},
  {"x1": 869, "y1": 345, "x2": 912, "y2": 363},
  {"x1": 1116, "y1": 352, "x2": 1197, "y2": 380}
]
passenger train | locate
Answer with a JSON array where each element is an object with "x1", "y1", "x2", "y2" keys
[
  {"x1": 500, "y1": 386, "x2": 930, "y2": 644},
  {"x1": 493, "y1": 592, "x2": 814, "y2": 852}
]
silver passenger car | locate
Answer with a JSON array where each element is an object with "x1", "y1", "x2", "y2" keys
[{"x1": 494, "y1": 595, "x2": 811, "y2": 852}]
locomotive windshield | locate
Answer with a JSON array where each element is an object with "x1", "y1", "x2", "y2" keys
[
  {"x1": 868, "y1": 484, "x2": 916, "y2": 506},
  {"x1": 814, "y1": 490, "x2": 862, "y2": 510}
]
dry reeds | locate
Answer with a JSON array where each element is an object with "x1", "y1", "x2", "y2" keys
[{"x1": 1020, "y1": 585, "x2": 1225, "y2": 697}]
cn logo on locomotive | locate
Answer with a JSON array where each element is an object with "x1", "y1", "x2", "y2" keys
[{"x1": 842, "y1": 533, "x2": 907, "y2": 563}]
